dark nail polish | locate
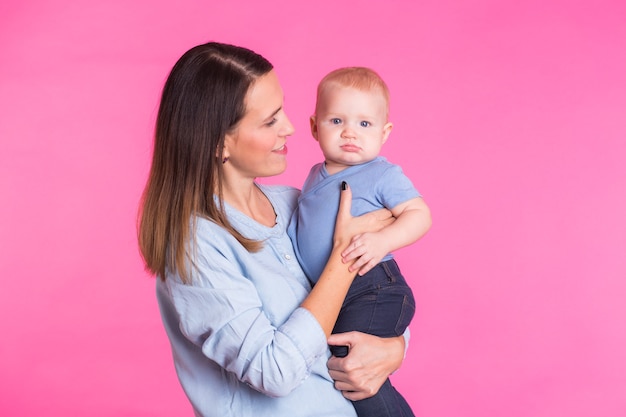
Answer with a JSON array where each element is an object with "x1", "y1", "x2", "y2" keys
[{"x1": 341, "y1": 181, "x2": 347, "y2": 190}]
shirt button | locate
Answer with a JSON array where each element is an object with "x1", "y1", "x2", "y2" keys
[{"x1": 284, "y1": 254, "x2": 292, "y2": 260}]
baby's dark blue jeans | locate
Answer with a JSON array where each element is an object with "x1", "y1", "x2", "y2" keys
[{"x1": 330, "y1": 259, "x2": 416, "y2": 417}]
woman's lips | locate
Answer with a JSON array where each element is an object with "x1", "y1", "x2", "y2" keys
[{"x1": 273, "y1": 144, "x2": 288, "y2": 154}]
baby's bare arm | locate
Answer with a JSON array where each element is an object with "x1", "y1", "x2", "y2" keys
[{"x1": 342, "y1": 197, "x2": 432, "y2": 275}]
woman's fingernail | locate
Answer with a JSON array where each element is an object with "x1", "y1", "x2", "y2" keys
[{"x1": 341, "y1": 181, "x2": 347, "y2": 190}]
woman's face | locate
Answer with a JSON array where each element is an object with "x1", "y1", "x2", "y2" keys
[{"x1": 223, "y1": 70, "x2": 294, "y2": 180}]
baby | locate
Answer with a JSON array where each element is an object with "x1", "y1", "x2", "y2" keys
[{"x1": 289, "y1": 67, "x2": 432, "y2": 417}]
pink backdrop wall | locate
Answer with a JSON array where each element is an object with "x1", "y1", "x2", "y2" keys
[{"x1": 1, "y1": 1, "x2": 625, "y2": 416}]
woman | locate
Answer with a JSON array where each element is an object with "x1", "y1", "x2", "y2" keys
[{"x1": 138, "y1": 42, "x2": 406, "y2": 416}]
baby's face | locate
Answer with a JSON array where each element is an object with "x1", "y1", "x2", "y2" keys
[{"x1": 312, "y1": 85, "x2": 392, "y2": 174}]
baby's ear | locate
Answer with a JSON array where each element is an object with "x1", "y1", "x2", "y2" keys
[
  {"x1": 310, "y1": 115, "x2": 319, "y2": 141},
  {"x1": 382, "y1": 122, "x2": 393, "y2": 143}
]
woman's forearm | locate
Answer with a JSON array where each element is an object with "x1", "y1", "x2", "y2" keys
[{"x1": 300, "y1": 245, "x2": 356, "y2": 337}]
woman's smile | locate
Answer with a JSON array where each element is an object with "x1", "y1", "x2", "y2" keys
[{"x1": 273, "y1": 144, "x2": 288, "y2": 154}]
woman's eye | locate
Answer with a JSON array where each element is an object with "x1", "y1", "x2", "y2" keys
[
  {"x1": 267, "y1": 118, "x2": 278, "y2": 126},
  {"x1": 360, "y1": 121, "x2": 371, "y2": 127},
  {"x1": 331, "y1": 118, "x2": 341, "y2": 125}
]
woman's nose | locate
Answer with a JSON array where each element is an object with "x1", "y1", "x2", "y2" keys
[{"x1": 281, "y1": 116, "x2": 295, "y2": 136}]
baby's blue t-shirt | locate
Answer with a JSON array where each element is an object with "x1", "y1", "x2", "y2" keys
[{"x1": 289, "y1": 156, "x2": 421, "y2": 283}]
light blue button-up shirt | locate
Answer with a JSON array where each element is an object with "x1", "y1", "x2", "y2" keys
[{"x1": 156, "y1": 184, "x2": 357, "y2": 417}]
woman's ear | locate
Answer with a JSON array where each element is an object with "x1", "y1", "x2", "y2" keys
[{"x1": 220, "y1": 131, "x2": 235, "y2": 161}]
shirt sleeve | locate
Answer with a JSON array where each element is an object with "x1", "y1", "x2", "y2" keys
[
  {"x1": 377, "y1": 164, "x2": 421, "y2": 210},
  {"x1": 164, "y1": 225, "x2": 329, "y2": 398}
]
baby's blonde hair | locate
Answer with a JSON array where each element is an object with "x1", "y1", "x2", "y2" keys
[{"x1": 315, "y1": 67, "x2": 390, "y2": 116}]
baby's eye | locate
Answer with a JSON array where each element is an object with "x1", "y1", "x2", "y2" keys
[
  {"x1": 331, "y1": 118, "x2": 342, "y2": 125},
  {"x1": 360, "y1": 121, "x2": 371, "y2": 127}
]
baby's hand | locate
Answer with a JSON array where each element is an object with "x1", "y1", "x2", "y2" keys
[{"x1": 341, "y1": 232, "x2": 388, "y2": 276}]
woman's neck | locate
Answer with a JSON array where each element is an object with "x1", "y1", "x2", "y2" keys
[{"x1": 222, "y1": 179, "x2": 276, "y2": 227}]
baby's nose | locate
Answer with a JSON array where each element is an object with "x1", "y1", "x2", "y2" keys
[{"x1": 341, "y1": 127, "x2": 356, "y2": 138}]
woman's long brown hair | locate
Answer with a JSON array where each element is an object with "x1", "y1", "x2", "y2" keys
[{"x1": 138, "y1": 42, "x2": 272, "y2": 283}]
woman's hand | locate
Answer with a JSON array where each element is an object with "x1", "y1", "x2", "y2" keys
[
  {"x1": 326, "y1": 331, "x2": 405, "y2": 401},
  {"x1": 333, "y1": 182, "x2": 394, "y2": 257},
  {"x1": 333, "y1": 182, "x2": 392, "y2": 245}
]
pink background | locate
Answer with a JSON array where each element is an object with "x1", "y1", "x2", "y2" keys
[{"x1": 1, "y1": 1, "x2": 625, "y2": 416}]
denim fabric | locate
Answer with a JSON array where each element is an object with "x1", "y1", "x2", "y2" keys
[
  {"x1": 330, "y1": 259, "x2": 416, "y2": 417},
  {"x1": 353, "y1": 379, "x2": 415, "y2": 417}
]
